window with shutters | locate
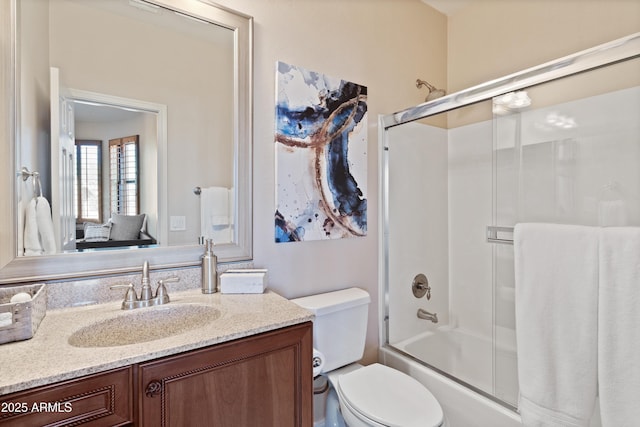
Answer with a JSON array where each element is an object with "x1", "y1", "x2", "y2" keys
[
  {"x1": 109, "y1": 135, "x2": 139, "y2": 215},
  {"x1": 75, "y1": 140, "x2": 102, "y2": 223}
]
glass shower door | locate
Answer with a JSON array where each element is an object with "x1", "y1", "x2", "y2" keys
[
  {"x1": 383, "y1": 40, "x2": 640, "y2": 415},
  {"x1": 385, "y1": 101, "x2": 499, "y2": 401},
  {"x1": 492, "y1": 108, "x2": 520, "y2": 407},
  {"x1": 491, "y1": 57, "x2": 640, "y2": 406}
]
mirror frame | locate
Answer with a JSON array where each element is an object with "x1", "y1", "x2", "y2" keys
[{"x1": 0, "y1": 0, "x2": 253, "y2": 283}]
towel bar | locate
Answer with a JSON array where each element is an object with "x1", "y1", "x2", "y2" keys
[{"x1": 487, "y1": 226, "x2": 514, "y2": 245}]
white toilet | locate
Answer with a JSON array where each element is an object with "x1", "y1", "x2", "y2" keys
[{"x1": 292, "y1": 287, "x2": 445, "y2": 427}]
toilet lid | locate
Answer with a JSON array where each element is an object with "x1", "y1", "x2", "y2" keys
[{"x1": 337, "y1": 363, "x2": 443, "y2": 427}]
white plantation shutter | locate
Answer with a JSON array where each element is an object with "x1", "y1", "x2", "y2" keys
[{"x1": 109, "y1": 135, "x2": 139, "y2": 215}]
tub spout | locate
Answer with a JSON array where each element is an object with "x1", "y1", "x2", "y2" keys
[{"x1": 417, "y1": 308, "x2": 438, "y2": 323}]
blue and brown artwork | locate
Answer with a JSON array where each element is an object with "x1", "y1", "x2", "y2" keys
[{"x1": 275, "y1": 62, "x2": 367, "y2": 243}]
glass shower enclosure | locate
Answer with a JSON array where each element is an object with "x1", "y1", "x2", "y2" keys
[{"x1": 380, "y1": 33, "x2": 640, "y2": 409}]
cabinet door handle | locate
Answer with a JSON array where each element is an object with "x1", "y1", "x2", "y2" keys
[{"x1": 145, "y1": 380, "x2": 162, "y2": 398}]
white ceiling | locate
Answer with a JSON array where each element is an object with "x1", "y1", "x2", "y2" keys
[
  {"x1": 74, "y1": 101, "x2": 144, "y2": 123},
  {"x1": 421, "y1": 0, "x2": 471, "y2": 16}
]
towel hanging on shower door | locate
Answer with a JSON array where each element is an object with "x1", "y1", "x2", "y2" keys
[
  {"x1": 514, "y1": 223, "x2": 598, "y2": 427},
  {"x1": 598, "y1": 227, "x2": 640, "y2": 426}
]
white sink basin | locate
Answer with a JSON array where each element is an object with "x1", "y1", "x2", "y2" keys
[{"x1": 68, "y1": 304, "x2": 221, "y2": 347}]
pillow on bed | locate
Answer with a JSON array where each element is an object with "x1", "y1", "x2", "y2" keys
[
  {"x1": 110, "y1": 214, "x2": 145, "y2": 240},
  {"x1": 83, "y1": 222, "x2": 112, "y2": 242}
]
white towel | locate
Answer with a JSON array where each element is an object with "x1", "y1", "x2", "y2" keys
[
  {"x1": 36, "y1": 196, "x2": 56, "y2": 254},
  {"x1": 23, "y1": 198, "x2": 43, "y2": 256},
  {"x1": 200, "y1": 187, "x2": 232, "y2": 243},
  {"x1": 598, "y1": 227, "x2": 640, "y2": 426},
  {"x1": 514, "y1": 223, "x2": 598, "y2": 427}
]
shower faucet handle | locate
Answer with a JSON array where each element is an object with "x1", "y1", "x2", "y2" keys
[{"x1": 412, "y1": 273, "x2": 431, "y2": 300}]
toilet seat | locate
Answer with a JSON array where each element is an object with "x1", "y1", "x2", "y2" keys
[{"x1": 336, "y1": 363, "x2": 444, "y2": 427}]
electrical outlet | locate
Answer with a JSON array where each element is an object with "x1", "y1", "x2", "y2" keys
[{"x1": 170, "y1": 216, "x2": 186, "y2": 231}]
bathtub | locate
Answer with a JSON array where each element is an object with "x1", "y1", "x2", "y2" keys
[
  {"x1": 380, "y1": 328, "x2": 522, "y2": 427},
  {"x1": 380, "y1": 329, "x2": 608, "y2": 427}
]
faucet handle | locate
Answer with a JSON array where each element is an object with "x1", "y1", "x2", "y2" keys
[
  {"x1": 159, "y1": 276, "x2": 180, "y2": 285},
  {"x1": 142, "y1": 260, "x2": 150, "y2": 279},
  {"x1": 155, "y1": 277, "x2": 179, "y2": 304},
  {"x1": 110, "y1": 283, "x2": 138, "y2": 303},
  {"x1": 156, "y1": 276, "x2": 179, "y2": 292}
]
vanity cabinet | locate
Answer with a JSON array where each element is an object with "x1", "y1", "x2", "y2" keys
[
  {"x1": 0, "y1": 367, "x2": 133, "y2": 426},
  {"x1": 0, "y1": 322, "x2": 312, "y2": 427},
  {"x1": 138, "y1": 322, "x2": 313, "y2": 426}
]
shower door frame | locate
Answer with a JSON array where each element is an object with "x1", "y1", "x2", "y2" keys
[{"x1": 378, "y1": 32, "x2": 640, "y2": 408}]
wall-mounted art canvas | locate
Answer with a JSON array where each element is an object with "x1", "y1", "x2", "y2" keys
[{"x1": 275, "y1": 62, "x2": 368, "y2": 243}]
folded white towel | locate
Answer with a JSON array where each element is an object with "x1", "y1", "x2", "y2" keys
[
  {"x1": 23, "y1": 198, "x2": 43, "y2": 256},
  {"x1": 200, "y1": 187, "x2": 232, "y2": 243},
  {"x1": 36, "y1": 196, "x2": 56, "y2": 254},
  {"x1": 514, "y1": 223, "x2": 598, "y2": 427},
  {"x1": 598, "y1": 227, "x2": 640, "y2": 426}
]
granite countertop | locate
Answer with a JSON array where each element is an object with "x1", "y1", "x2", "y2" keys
[{"x1": 0, "y1": 289, "x2": 313, "y2": 395}]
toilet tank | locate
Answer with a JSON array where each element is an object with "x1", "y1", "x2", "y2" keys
[{"x1": 292, "y1": 287, "x2": 370, "y2": 373}]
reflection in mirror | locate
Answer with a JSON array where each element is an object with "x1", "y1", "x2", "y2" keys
[
  {"x1": 0, "y1": 0, "x2": 253, "y2": 282},
  {"x1": 72, "y1": 99, "x2": 160, "y2": 252},
  {"x1": 64, "y1": 90, "x2": 163, "y2": 253},
  {"x1": 19, "y1": 0, "x2": 234, "y2": 256}
]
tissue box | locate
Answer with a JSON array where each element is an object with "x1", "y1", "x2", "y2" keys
[{"x1": 220, "y1": 269, "x2": 268, "y2": 294}]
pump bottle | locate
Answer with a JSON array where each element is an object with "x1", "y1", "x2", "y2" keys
[{"x1": 201, "y1": 239, "x2": 218, "y2": 293}]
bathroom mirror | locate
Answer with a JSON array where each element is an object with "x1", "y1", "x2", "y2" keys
[{"x1": 0, "y1": 0, "x2": 253, "y2": 283}]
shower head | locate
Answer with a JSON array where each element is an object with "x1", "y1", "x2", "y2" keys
[{"x1": 416, "y1": 79, "x2": 446, "y2": 101}]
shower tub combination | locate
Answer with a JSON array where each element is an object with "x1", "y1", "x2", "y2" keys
[{"x1": 379, "y1": 33, "x2": 640, "y2": 426}]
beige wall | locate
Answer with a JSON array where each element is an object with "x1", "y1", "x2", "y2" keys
[
  {"x1": 447, "y1": 1, "x2": 639, "y2": 128},
  {"x1": 212, "y1": 0, "x2": 447, "y2": 363},
  {"x1": 448, "y1": 0, "x2": 640, "y2": 92}
]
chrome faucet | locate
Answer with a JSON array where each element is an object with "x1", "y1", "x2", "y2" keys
[
  {"x1": 110, "y1": 261, "x2": 180, "y2": 310},
  {"x1": 417, "y1": 308, "x2": 438, "y2": 323}
]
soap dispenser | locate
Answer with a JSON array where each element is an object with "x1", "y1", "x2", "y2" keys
[{"x1": 201, "y1": 239, "x2": 218, "y2": 294}]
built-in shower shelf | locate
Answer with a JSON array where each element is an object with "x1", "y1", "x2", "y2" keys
[{"x1": 486, "y1": 226, "x2": 514, "y2": 245}]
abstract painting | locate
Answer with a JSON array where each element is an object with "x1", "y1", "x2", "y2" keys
[{"x1": 275, "y1": 62, "x2": 367, "y2": 243}]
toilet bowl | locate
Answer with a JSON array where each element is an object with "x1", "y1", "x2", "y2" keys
[
  {"x1": 329, "y1": 363, "x2": 445, "y2": 427},
  {"x1": 292, "y1": 288, "x2": 446, "y2": 427}
]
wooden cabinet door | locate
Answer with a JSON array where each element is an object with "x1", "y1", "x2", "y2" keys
[
  {"x1": 138, "y1": 322, "x2": 312, "y2": 427},
  {"x1": 0, "y1": 367, "x2": 133, "y2": 426}
]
